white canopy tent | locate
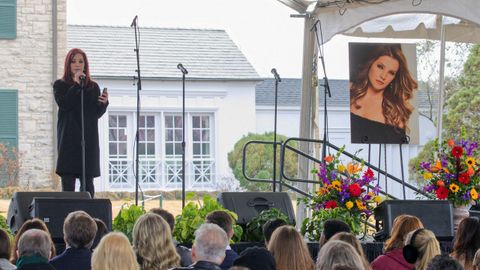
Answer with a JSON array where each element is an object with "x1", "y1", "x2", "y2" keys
[{"x1": 278, "y1": 0, "x2": 480, "y2": 223}]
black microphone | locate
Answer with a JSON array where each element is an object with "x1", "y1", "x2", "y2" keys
[
  {"x1": 79, "y1": 75, "x2": 86, "y2": 87},
  {"x1": 271, "y1": 68, "x2": 281, "y2": 82},
  {"x1": 177, "y1": 63, "x2": 188, "y2": 75},
  {"x1": 310, "y1": 19, "x2": 320, "y2": 32},
  {"x1": 130, "y1": 15, "x2": 138, "y2": 27}
]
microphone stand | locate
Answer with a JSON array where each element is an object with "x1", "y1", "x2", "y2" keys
[
  {"x1": 177, "y1": 63, "x2": 188, "y2": 209},
  {"x1": 131, "y1": 15, "x2": 142, "y2": 206},
  {"x1": 312, "y1": 20, "x2": 332, "y2": 160},
  {"x1": 271, "y1": 68, "x2": 281, "y2": 192},
  {"x1": 80, "y1": 79, "x2": 86, "y2": 193}
]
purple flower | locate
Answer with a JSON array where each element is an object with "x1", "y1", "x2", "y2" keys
[{"x1": 420, "y1": 162, "x2": 431, "y2": 170}]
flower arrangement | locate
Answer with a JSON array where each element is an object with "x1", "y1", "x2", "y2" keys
[
  {"x1": 301, "y1": 149, "x2": 382, "y2": 241},
  {"x1": 418, "y1": 137, "x2": 480, "y2": 207}
]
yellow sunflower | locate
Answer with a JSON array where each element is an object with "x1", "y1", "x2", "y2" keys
[
  {"x1": 345, "y1": 201, "x2": 354, "y2": 209},
  {"x1": 471, "y1": 189, "x2": 479, "y2": 200},
  {"x1": 449, "y1": 183, "x2": 460, "y2": 193},
  {"x1": 355, "y1": 200, "x2": 366, "y2": 210},
  {"x1": 466, "y1": 157, "x2": 476, "y2": 167},
  {"x1": 330, "y1": 180, "x2": 341, "y2": 191},
  {"x1": 423, "y1": 172, "x2": 433, "y2": 180}
]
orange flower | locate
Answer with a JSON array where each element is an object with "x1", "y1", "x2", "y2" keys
[
  {"x1": 316, "y1": 187, "x2": 328, "y2": 195},
  {"x1": 468, "y1": 167, "x2": 475, "y2": 176},
  {"x1": 324, "y1": 155, "x2": 333, "y2": 163},
  {"x1": 436, "y1": 180, "x2": 445, "y2": 187},
  {"x1": 447, "y1": 139, "x2": 455, "y2": 147},
  {"x1": 430, "y1": 160, "x2": 442, "y2": 173},
  {"x1": 347, "y1": 163, "x2": 361, "y2": 174}
]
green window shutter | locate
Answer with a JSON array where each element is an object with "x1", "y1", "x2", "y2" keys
[
  {"x1": 0, "y1": 0, "x2": 16, "y2": 39},
  {"x1": 0, "y1": 90, "x2": 18, "y2": 149}
]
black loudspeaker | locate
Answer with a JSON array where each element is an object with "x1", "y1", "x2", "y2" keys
[
  {"x1": 7, "y1": 192, "x2": 91, "y2": 234},
  {"x1": 217, "y1": 192, "x2": 295, "y2": 225},
  {"x1": 31, "y1": 198, "x2": 112, "y2": 240},
  {"x1": 374, "y1": 200, "x2": 453, "y2": 241}
]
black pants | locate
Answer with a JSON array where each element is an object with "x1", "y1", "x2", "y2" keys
[{"x1": 61, "y1": 175, "x2": 95, "y2": 198}]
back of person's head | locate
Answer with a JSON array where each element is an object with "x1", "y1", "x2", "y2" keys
[
  {"x1": 332, "y1": 265, "x2": 357, "y2": 270},
  {"x1": 316, "y1": 240, "x2": 366, "y2": 270},
  {"x1": 17, "y1": 229, "x2": 51, "y2": 259},
  {"x1": 205, "y1": 210, "x2": 234, "y2": 238},
  {"x1": 323, "y1": 219, "x2": 351, "y2": 241},
  {"x1": 193, "y1": 223, "x2": 229, "y2": 265},
  {"x1": 329, "y1": 232, "x2": 370, "y2": 270},
  {"x1": 229, "y1": 267, "x2": 250, "y2": 270},
  {"x1": 12, "y1": 218, "x2": 56, "y2": 261},
  {"x1": 149, "y1": 208, "x2": 175, "y2": 234},
  {"x1": 92, "y1": 232, "x2": 138, "y2": 270},
  {"x1": 132, "y1": 213, "x2": 180, "y2": 270},
  {"x1": 426, "y1": 254, "x2": 464, "y2": 270},
  {"x1": 452, "y1": 217, "x2": 480, "y2": 268},
  {"x1": 91, "y1": 218, "x2": 109, "y2": 250},
  {"x1": 385, "y1": 214, "x2": 424, "y2": 252},
  {"x1": 263, "y1": 219, "x2": 287, "y2": 245},
  {"x1": 268, "y1": 225, "x2": 314, "y2": 270},
  {"x1": 473, "y1": 248, "x2": 480, "y2": 270},
  {"x1": 0, "y1": 228, "x2": 11, "y2": 259},
  {"x1": 63, "y1": 210, "x2": 97, "y2": 249},
  {"x1": 403, "y1": 229, "x2": 441, "y2": 270},
  {"x1": 233, "y1": 247, "x2": 276, "y2": 270}
]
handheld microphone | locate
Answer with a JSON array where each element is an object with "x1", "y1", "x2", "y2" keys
[
  {"x1": 79, "y1": 75, "x2": 86, "y2": 81},
  {"x1": 130, "y1": 15, "x2": 138, "y2": 27},
  {"x1": 271, "y1": 68, "x2": 281, "y2": 82},
  {"x1": 177, "y1": 63, "x2": 188, "y2": 75}
]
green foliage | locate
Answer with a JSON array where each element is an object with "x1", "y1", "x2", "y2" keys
[
  {"x1": 173, "y1": 194, "x2": 243, "y2": 245},
  {"x1": 112, "y1": 204, "x2": 146, "y2": 242},
  {"x1": 244, "y1": 208, "x2": 294, "y2": 243},
  {"x1": 227, "y1": 132, "x2": 298, "y2": 191},
  {"x1": 459, "y1": 45, "x2": 480, "y2": 89},
  {"x1": 408, "y1": 139, "x2": 437, "y2": 184}
]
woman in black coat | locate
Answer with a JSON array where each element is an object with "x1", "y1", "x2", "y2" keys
[{"x1": 53, "y1": 48, "x2": 109, "y2": 197}]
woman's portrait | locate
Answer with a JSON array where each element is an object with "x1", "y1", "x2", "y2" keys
[{"x1": 349, "y1": 43, "x2": 418, "y2": 144}]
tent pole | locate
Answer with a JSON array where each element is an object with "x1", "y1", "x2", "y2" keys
[{"x1": 436, "y1": 16, "x2": 446, "y2": 142}]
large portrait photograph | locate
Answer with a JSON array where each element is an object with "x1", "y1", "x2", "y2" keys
[{"x1": 349, "y1": 43, "x2": 419, "y2": 144}]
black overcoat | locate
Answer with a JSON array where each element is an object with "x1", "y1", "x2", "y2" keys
[{"x1": 53, "y1": 79, "x2": 108, "y2": 178}]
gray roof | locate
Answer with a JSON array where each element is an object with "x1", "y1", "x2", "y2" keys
[
  {"x1": 68, "y1": 25, "x2": 260, "y2": 80},
  {"x1": 256, "y1": 78, "x2": 437, "y2": 110}
]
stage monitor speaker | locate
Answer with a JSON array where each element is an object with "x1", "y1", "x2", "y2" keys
[
  {"x1": 374, "y1": 200, "x2": 453, "y2": 241},
  {"x1": 217, "y1": 192, "x2": 295, "y2": 225},
  {"x1": 31, "y1": 198, "x2": 112, "y2": 240},
  {"x1": 7, "y1": 192, "x2": 91, "y2": 234}
]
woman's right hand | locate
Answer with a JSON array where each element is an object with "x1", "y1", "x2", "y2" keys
[{"x1": 73, "y1": 71, "x2": 85, "y2": 84}]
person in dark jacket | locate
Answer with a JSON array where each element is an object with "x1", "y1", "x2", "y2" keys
[
  {"x1": 205, "y1": 211, "x2": 238, "y2": 270},
  {"x1": 15, "y1": 229, "x2": 55, "y2": 270},
  {"x1": 169, "y1": 223, "x2": 228, "y2": 270},
  {"x1": 50, "y1": 211, "x2": 97, "y2": 270},
  {"x1": 53, "y1": 48, "x2": 109, "y2": 198}
]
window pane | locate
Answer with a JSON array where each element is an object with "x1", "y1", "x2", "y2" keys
[
  {"x1": 175, "y1": 116, "x2": 182, "y2": 128},
  {"x1": 166, "y1": 130, "x2": 173, "y2": 141},
  {"x1": 165, "y1": 116, "x2": 173, "y2": 128},
  {"x1": 109, "y1": 129, "x2": 116, "y2": 141},
  {"x1": 201, "y1": 117, "x2": 209, "y2": 128},
  {"x1": 203, "y1": 143, "x2": 210, "y2": 155},
  {"x1": 139, "y1": 116, "x2": 145, "y2": 127},
  {"x1": 119, "y1": 129, "x2": 127, "y2": 141},
  {"x1": 193, "y1": 143, "x2": 200, "y2": 155},
  {"x1": 193, "y1": 130, "x2": 200, "y2": 141},
  {"x1": 109, "y1": 144, "x2": 117, "y2": 155},
  {"x1": 139, "y1": 144, "x2": 145, "y2": 155},
  {"x1": 119, "y1": 116, "x2": 127, "y2": 127},
  {"x1": 147, "y1": 130, "x2": 155, "y2": 141},
  {"x1": 202, "y1": 130, "x2": 209, "y2": 141},
  {"x1": 193, "y1": 116, "x2": 200, "y2": 128},
  {"x1": 166, "y1": 144, "x2": 173, "y2": 155},
  {"x1": 175, "y1": 130, "x2": 182, "y2": 141},
  {"x1": 119, "y1": 143, "x2": 127, "y2": 155},
  {"x1": 147, "y1": 116, "x2": 154, "y2": 127},
  {"x1": 109, "y1": 116, "x2": 117, "y2": 126},
  {"x1": 139, "y1": 130, "x2": 145, "y2": 141},
  {"x1": 147, "y1": 143, "x2": 155, "y2": 155},
  {"x1": 175, "y1": 143, "x2": 182, "y2": 155}
]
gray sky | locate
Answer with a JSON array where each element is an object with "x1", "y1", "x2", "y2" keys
[{"x1": 67, "y1": 0, "x2": 354, "y2": 79}]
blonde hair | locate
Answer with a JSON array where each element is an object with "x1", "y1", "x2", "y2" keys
[
  {"x1": 316, "y1": 240, "x2": 366, "y2": 270},
  {"x1": 268, "y1": 225, "x2": 314, "y2": 270},
  {"x1": 405, "y1": 229, "x2": 441, "y2": 270},
  {"x1": 473, "y1": 248, "x2": 480, "y2": 270},
  {"x1": 329, "y1": 232, "x2": 371, "y2": 270},
  {"x1": 133, "y1": 213, "x2": 180, "y2": 270},
  {"x1": 385, "y1": 214, "x2": 424, "y2": 252},
  {"x1": 92, "y1": 232, "x2": 138, "y2": 270}
]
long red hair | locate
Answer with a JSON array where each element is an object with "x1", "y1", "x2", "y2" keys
[{"x1": 62, "y1": 48, "x2": 92, "y2": 87}]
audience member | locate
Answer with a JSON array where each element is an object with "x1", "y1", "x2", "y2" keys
[
  {"x1": 451, "y1": 217, "x2": 480, "y2": 270},
  {"x1": 133, "y1": 213, "x2": 180, "y2": 270},
  {"x1": 0, "y1": 229, "x2": 15, "y2": 270},
  {"x1": 426, "y1": 254, "x2": 464, "y2": 270},
  {"x1": 228, "y1": 267, "x2": 249, "y2": 270},
  {"x1": 319, "y1": 219, "x2": 351, "y2": 248},
  {"x1": 91, "y1": 218, "x2": 109, "y2": 251},
  {"x1": 11, "y1": 218, "x2": 56, "y2": 263},
  {"x1": 233, "y1": 246, "x2": 276, "y2": 270},
  {"x1": 16, "y1": 229, "x2": 55, "y2": 270},
  {"x1": 50, "y1": 211, "x2": 97, "y2": 270},
  {"x1": 403, "y1": 229, "x2": 441, "y2": 270},
  {"x1": 170, "y1": 223, "x2": 229, "y2": 270},
  {"x1": 262, "y1": 219, "x2": 287, "y2": 246},
  {"x1": 473, "y1": 248, "x2": 480, "y2": 270},
  {"x1": 149, "y1": 208, "x2": 192, "y2": 266},
  {"x1": 371, "y1": 214, "x2": 423, "y2": 270},
  {"x1": 330, "y1": 232, "x2": 371, "y2": 270},
  {"x1": 268, "y1": 225, "x2": 314, "y2": 270},
  {"x1": 316, "y1": 240, "x2": 366, "y2": 270},
  {"x1": 91, "y1": 232, "x2": 138, "y2": 270},
  {"x1": 205, "y1": 210, "x2": 239, "y2": 270}
]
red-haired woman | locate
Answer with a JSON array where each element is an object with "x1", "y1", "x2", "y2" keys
[{"x1": 53, "y1": 48, "x2": 108, "y2": 197}]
